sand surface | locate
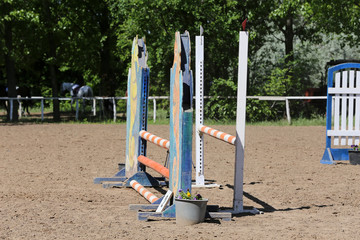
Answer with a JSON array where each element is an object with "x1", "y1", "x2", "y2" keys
[{"x1": 1, "y1": 124, "x2": 359, "y2": 239}]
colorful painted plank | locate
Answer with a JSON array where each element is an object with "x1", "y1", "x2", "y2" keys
[
  {"x1": 168, "y1": 31, "x2": 193, "y2": 196},
  {"x1": 125, "y1": 36, "x2": 149, "y2": 177}
]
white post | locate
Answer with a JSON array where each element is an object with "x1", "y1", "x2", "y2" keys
[
  {"x1": 93, "y1": 98, "x2": 96, "y2": 116},
  {"x1": 113, "y1": 97, "x2": 116, "y2": 122},
  {"x1": 18, "y1": 100, "x2": 22, "y2": 119},
  {"x1": 285, "y1": 98, "x2": 291, "y2": 124},
  {"x1": 195, "y1": 35, "x2": 205, "y2": 186},
  {"x1": 41, "y1": 99, "x2": 44, "y2": 121},
  {"x1": 233, "y1": 31, "x2": 248, "y2": 213},
  {"x1": 153, "y1": 99, "x2": 156, "y2": 123},
  {"x1": 75, "y1": 99, "x2": 79, "y2": 120}
]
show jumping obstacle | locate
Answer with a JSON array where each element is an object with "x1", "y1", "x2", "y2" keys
[
  {"x1": 321, "y1": 61, "x2": 360, "y2": 164},
  {"x1": 95, "y1": 30, "x2": 256, "y2": 220},
  {"x1": 195, "y1": 31, "x2": 258, "y2": 214},
  {"x1": 95, "y1": 32, "x2": 203, "y2": 219}
]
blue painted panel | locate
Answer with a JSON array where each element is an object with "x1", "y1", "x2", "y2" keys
[
  {"x1": 169, "y1": 31, "x2": 193, "y2": 195},
  {"x1": 181, "y1": 111, "x2": 193, "y2": 192}
]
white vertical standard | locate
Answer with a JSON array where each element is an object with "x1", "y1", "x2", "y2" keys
[
  {"x1": 233, "y1": 31, "x2": 248, "y2": 213},
  {"x1": 195, "y1": 34, "x2": 205, "y2": 187},
  {"x1": 194, "y1": 34, "x2": 219, "y2": 188}
]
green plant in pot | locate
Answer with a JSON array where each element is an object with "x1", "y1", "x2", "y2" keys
[
  {"x1": 175, "y1": 189, "x2": 208, "y2": 226},
  {"x1": 349, "y1": 145, "x2": 360, "y2": 165}
]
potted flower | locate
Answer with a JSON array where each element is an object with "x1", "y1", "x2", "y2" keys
[
  {"x1": 349, "y1": 145, "x2": 360, "y2": 165},
  {"x1": 174, "y1": 189, "x2": 208, "y2": 226}
]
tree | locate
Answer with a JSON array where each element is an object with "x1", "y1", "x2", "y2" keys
[
  {"x1": 311, "y1": 0, "x2": 360, "y2": 46},
  {"x1": 1, "y1": 0, "x2": 40, "y2": 120},
  {"x1": 39, "y1": 0, "x2": 61, "y2": 120},
  {"x1": 2, "y1": 2, "x2": 18, "y2": 120}
]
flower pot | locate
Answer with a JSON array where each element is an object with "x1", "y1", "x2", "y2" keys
[
  {"x1": 348, "y1": 150, "x2": 360, "y2": 165},
  {"x1": 175, "y1": 198, "x2": 208, "y2": 226}
]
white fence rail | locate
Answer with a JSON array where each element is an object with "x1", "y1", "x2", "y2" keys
[{"x1": 0, "y1": 95, "x2": 327, "y2": 123}]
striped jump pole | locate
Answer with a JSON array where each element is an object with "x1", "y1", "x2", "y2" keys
[
  {"x1": 130, "y1": 180, "x2": 159, "y2": 203},
  {"x1": 139, "y1": 130, "x2": 170, "y2": 150},
  {"x1": 198, "y1": 125, "x2": 236, "y2": 145},
  {"x1": 138, "y1": 155, "x2": 170, "y2": 178}
]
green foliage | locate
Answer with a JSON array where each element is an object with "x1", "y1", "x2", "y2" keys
[
  {"x1": 1, "y1": 0, "x2": 360, "y2": 123},
  {"x1": 246, "y1": 99, "x2": 278, "y2": 122},
  {"x1": 204, "y1": 78, "x2": 237, "y2": 120}
]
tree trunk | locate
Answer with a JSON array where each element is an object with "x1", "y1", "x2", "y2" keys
[
  {"x1": 283, "y1": 13, "x2": 295, "y2": 95},
  {"x1": 99, "y1": 5, "x2": 115, "y2": 97},
  {"x1": 43, "y1": 0, "x2": 60, "y2": 121},
  {"x1": 49, "y1": 62, "x2": 60, "y2": 121},
  {"x1": 284, "y1": 15, "x2": 294, "y2": 65},
  {"x1": 98, "y1": 4, "x2": 115, "y2": 119},
  {"x1": 4, "y1": 5, "x2": 18, "y2": 121}
]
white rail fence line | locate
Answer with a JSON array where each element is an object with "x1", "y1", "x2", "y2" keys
[{"x1": 0, "y1": 95, "x2": 327, "y2": 123}]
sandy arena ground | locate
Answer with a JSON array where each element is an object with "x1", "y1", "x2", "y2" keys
[{"x1": 1, "y1": 124, "x2": 359, "y2": 239}]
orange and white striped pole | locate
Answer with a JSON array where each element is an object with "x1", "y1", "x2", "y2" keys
[
  {"x1": 198, "y1": 125, "x2": 236, "y2": 145},
  {"x1": 138, "y1": 155, "x2": 170, "y2": 178},
  {"x1": 139, "y1": 130, "x2": 170, "y2": 149},
  {"x1": 130, "y1": 180, "x2": 159, "y2": 203}
]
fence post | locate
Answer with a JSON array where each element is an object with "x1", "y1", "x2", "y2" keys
[
  {"x1": 41, "y1": 98, "x2": 44, "y2": 121},
  {"x1": 93, "y1": 98, "x2": 96, "y2": 116},
  {"x1": 18, "y1": 100, "x2": 22, "y2": 118},
  {"x1": 9, "y1": 99, "x2": 13, "y2": 121},
  {"x1": 285, "y1": 98, "x2": 291, "y2": 124},
  {"x1": 113, "y1": 97, "x2": 116, "y2": 122},
  {"x1": 153, "y1": 99, "x2": 156, "y2": 123},
  {"x1": 75, "y1": 99, "x2": 79, "y2": 120}
]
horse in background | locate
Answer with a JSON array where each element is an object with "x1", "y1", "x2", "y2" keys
[
  {"x1": 0, "y1": 85, "x2": 32, "y2": 117},
  {"x1": 60, "y1": 82, "x2": 94, "y2": 114},
  {"x1": 16, "y1": 86, "x2": 32, "y2": 116}
]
